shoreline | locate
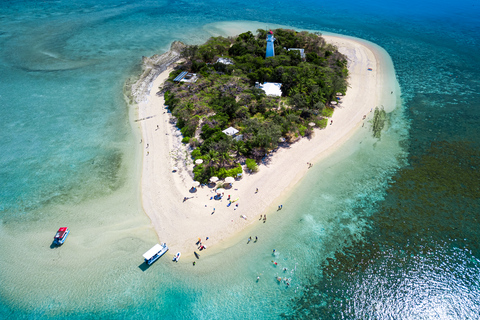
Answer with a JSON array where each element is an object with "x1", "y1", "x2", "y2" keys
[{"x1": 131, "y1": 32, "x2": 399, "y2": 257}]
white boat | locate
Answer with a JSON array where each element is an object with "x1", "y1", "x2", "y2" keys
[
  {"x1": 173, "y1": 252, "x2": 181, "y2": 262},
  {"x1": 53, "y1": 227, "x2": 70, "y2": 245},
  {"x1": 143, "y1": 243, "x2": 168, "y2": 265}
]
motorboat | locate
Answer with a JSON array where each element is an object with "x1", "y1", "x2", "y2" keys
[
  {"x1": 53, "y1": 227, "x2": 70, "y2": 245},
  {"x1": 172, "y1": 252, "x2": 181, "y2": 262},
  {"x1": 143, "y1": 243, "x2": 168, "y2": 265}
]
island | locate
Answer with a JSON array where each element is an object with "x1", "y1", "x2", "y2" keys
[
  {"x1": 125, "y1": 28, "x2": 398, "y2": 256},
  {"x1": 163, "y1": 29, "x2": 349, "y2": 183}
]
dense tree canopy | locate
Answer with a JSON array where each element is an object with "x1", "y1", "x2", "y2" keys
[{"x1": 164, "y1": 29, "x2": 348, "y2": 182}]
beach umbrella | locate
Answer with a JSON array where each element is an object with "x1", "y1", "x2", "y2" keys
[
  {"x1": 210, "y1": 176, "x2": 219, "y2": 183},
  {"x1": 192, "y1": 181, "x2": 200, "y2": 187},
  {"x1": 308, "y1": 122, "x2": 316, "y2": 127},
  {"x1": 195, "y1": 159, "x2": 203, "y2": 164},
  {"x1": 173, "y1": 166, "x2": 178, "y2": 172},
  {"x1": 216, "y1": 188, "x2": 225, "y2": 194},
  {"x1": 330, "y1": 101, "x2": 337, "y2": 105},
  {"x1": 225, "y1": 177, "x2": 235, "y2": 184}
]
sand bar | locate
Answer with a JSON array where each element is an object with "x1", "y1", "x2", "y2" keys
[{"x1": 135, "y1": 34, "x2": 398, "y2": 256}]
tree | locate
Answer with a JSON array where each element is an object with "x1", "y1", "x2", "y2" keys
[{"x1": 181, "y1": 45, "x2": 199, "y2": 61}]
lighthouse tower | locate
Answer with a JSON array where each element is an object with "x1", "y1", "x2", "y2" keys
[{"x1": 265, "y1": 30, "x2": 275, "y2": 58}]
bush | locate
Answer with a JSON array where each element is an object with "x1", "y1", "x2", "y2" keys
[
  {"x1": 191, "y1": 148, "x2": 202, "y2": 158},
  {"x1": 189, "y1": 138, "x2": 199, "y2": 148},
  {"x1": 319, "y1": 118, "x2": 328, "y2": 128},
  {"x1": 322, "y1": 107, "x2": 334, "y2": 118},
  {"x1": 222, "y1": 164, "x2": 242, "y2": 178},
  {"x1": 298, "y1": 125, "x2": 307, "y2": 136},
  {"x1": 246, "y1": 158, "x2": 258, "y2": 172},
  {"x1": 182, "y1": 137, "x2": 190, "y2": 143}
]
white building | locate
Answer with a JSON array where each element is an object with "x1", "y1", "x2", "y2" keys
[
  {"x1": 222, "y1": 127, "x2": 239, "y2": 136},
  {"x1": 222, "y1": 127, "x2": 243, "y2": 141},
  {"x1": 255, "y1": 82, "x2": 282, "y2": 97},
  {"x1": 288, "y1": 48, "x2": 306, "y2": 59},
  {"x1": 216, "y1": 57, "x2": 234, "y2": 65}
]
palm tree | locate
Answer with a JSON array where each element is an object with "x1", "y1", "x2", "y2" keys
[
  {"x1": 219, "y1": 151, "x2": 233, "y2": 168},
  {"x1": 205, "y1": 150, "x2": 220, "y2": 168},
  {"x1": 232, "y1": 140, "x2": 247, "y2": 158}
]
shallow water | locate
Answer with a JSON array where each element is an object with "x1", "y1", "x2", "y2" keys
[{"x1": 1, "y1": 0, "x2": 479, "y2": 318}]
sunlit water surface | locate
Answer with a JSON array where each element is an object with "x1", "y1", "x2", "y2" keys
[{"x1": 0, "y1": 0, "x2": 479, "y2": 318}]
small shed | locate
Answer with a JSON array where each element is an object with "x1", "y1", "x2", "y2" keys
[
  {"x1": 181, "y1": 73, "x2": 198, "y2": 83},
  {"x1": 222, "y1": 127, "x2": 239, "y2": 136},
  {"x1": 288, "y1": 48, "x2": 306, "y2": 59}
]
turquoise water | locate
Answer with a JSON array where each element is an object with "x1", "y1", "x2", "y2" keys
[{"x1": 1, "y1": 0, "x2": 479, "y2": 318}]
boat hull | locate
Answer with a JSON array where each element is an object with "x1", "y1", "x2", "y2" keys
[{"x1": 54, "y1": 229, "x2": 69, "y2": 245}]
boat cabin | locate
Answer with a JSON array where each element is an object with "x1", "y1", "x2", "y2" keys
[
  {"x1": 143, "y1": 243, "x2": 169, "y2": 265},
  {"x1": 53, "y1": 227, "x2": 69, "y2": 245}
]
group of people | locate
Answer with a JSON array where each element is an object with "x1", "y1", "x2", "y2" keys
[
  {"x1": 247, "y1": 236, "x2": 258, "y2": 244},
  {"x1": 259, "y1": 214, "x2": 267, "y2": 223}
]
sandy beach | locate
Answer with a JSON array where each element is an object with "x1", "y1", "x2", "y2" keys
[{"x1": 135, "y1": 34, "x2": 399, "y2": 256}]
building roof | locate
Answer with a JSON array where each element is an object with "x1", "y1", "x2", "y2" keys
[
  {"x1": 173, "y1": 71, "x2": 188, "y2": 82},
  {"x1": 222, "y1": 127, "x2": 239, "y2": 136},
  {"x1": 216, "y1": 57, "x2": 234, "y2": 65},
  {"x1": 180, "y1": 73, "x2": 198, "y2": 83},
  {"x1": 288, "y1": 48, "x2": 306, "y2": 59},
  {"x1": 259, "y1": 82, "x2": 282, "y2": 97}
]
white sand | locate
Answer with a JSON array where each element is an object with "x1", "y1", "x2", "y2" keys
[{"x1": 136, "y1": 34, "x2": 398, "y2": 257}]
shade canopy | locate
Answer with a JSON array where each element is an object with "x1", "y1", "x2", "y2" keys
[
  {"x1": 210, "y1": 176, "x2": 219, "y2": 183},
  {"x1": 192, "y1": 181, "x2": 200, "y2": 187},
  {"x1": 330, "y1": 101, "x2": 338, "y2": 105},
  {"x1": 225, "y1": 177, "x2": 235, "y2": 183},
  {"x1": 336, "y1": 92, "x2": 343, "y2": 96},
  {"x1": 308, "y1": 122, "x2": 315, "y2": 127},
  {"x1": 173, "y1": 166, "x2": 178, "y2": 171},
  {"x1": 216, "y1": 188, "x2": 225, "y2": 194},
  {"x1": 195, "y1": 159, "x2": 203, "y2": 164}
]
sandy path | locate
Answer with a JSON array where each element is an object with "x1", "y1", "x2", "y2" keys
[{"x1": 136, "y1": 35, "x2": 398, "y2": 256}]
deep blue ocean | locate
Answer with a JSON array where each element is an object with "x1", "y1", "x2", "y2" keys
[{"x1": 0, "y1": 0, "x2": 479, "y2": 318}]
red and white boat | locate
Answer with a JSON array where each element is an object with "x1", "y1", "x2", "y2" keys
[{"x1": 53, "y1": 227, "x2": 70, "y2": 245}]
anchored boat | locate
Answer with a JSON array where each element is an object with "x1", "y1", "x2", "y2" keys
[
  {"x1": 53, "y1": 227, "x2": 70, "y2": 245},
  {"x1": 173, "y1": 252, "x2": 181, "y2": 262},
  {"x1": 143, "y1": 243, "x2": 169, "y2": 265}
]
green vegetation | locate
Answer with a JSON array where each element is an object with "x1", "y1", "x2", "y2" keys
[
  {"x1": 372, "y1": 107, "x2": 387, "y2": 138},
  {"x1": 163, "y1": 29, "x2": 348, "y2": 182},
  {"x1": 245, "y1": 158, "x2": 258, "y2": 172}
]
